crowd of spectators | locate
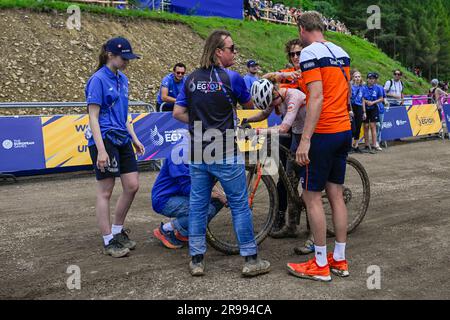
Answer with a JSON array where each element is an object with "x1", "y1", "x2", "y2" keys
[{"x1": 244, "y1": 0, "x2": 350, "y2": 35}]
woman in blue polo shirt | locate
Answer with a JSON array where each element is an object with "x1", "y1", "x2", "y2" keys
[
  {"x1": 350, "y1": 70, "x2": 364, "y2": 153},
  {"x1": 85, "y1": 37, "x2": 145, "y2": 258}
]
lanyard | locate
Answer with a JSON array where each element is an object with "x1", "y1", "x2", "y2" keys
[{"x1": 318, "y1": 42, "x2": 349, "y2": 82}]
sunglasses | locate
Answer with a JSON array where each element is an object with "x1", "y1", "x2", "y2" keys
[
  {"x1": 223, "y1": 45, "x2": 237, "y2": 53},
  {"x1": 176, "y1": 71, "x2": 185, "y2": 75},
  {"x1": 394, "y1": 73, "x2": 402, "y2": 76},
  {"x1": 289, "y1": 51, "x2": 301, "y2": 58}
]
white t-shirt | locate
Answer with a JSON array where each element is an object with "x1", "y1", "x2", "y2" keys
[{"x1": 384, "y1": 79, "x2": 403, "y2": 104}]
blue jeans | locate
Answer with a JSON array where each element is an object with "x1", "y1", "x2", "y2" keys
[
  {"x1": 160, "y1": 196, "x2": 223, "y2": 237},
  {"x1": 188, "y1": 161, "x2": 257, "y2": 257}
]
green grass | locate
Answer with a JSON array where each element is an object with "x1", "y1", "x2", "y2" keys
[{"x1": 1, "y1": 0, "x2": 429, "y2": 94}]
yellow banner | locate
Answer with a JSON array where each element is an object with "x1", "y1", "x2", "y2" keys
[
  {"x1": 236, "y1": 110, "x2": 268, "y2": 152},
  {"x1": 407, "y1": 104, "x2": 442, "y2": 136},
  {"x1": 41, "y1": 115, "x2": 92, "y2": 168}
]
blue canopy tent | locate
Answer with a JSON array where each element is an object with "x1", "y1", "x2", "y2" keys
[{"x1": 170, "y1": 0, "x2": 244, "y2": 20}]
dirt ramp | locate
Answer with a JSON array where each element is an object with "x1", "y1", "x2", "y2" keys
[{"x1": 0, "y1": 9, "x2": 247, "y2": 110}]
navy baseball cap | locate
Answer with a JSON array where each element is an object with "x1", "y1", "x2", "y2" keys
[
  {"x1": 367, "y1": 72, "x2": 378, "y2": 79},
  {"x1": 105, "y1": 37, "x2": 141, "y2": 60},
  {"x1": 247, "y1": 60, "x2": 259, "y2": 68}
]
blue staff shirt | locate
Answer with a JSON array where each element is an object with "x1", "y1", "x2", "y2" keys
[
  {"x1": 362, "y1": 84, "x2": 384, "y2": 110},
  {"x1": 156, "y1": 73, "x2": 185, "y2": 106},
  {"x1": 85, "y1": 65, "x2": 131, "y2": 147}
]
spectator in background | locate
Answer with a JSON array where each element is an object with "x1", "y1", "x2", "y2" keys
[
  {"x1": 429, "y1": 79, "x2": 449, "y2": 120},
  {"x1": 244, "y1": 60, "x2": 260, "y2": 93},
  {"x1": 362, "y1": 72, "x2": 385, "y2": 154},
  {"x1": 349, "y1": 70, "x2": 365, "y2": 153},
  {"x1": 156, "y1": 63, "x2": 186, "y2": 112},
  {"x1": 374, "y1": 73, "x2": 386, "y2": 151},
  {"x1": 384, "y1": 69, "x2": 404, "y2": 106}
]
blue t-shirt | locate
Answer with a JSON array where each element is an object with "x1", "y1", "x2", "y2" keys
[
  {"x1": 243, "y1": 73, "x2": 259, "y2": 93},
  {"x1": 362, "y1": 84, "x2": 384, "y2": 110},
  {"x1": 156, "y1": 73, "x2": 185, "y2": 106},
  {"x1": 176, "y1": 67, "x2": 251, "y2": 159},
  {"x1": 151, "y1": 156, "x2": 191, "y2": 213},
  {"x1": 376, "y1": 84, "x2": 386, "y2": 114},
  {"x1": 85, "y1": 66, "x2": 131, "y2": 147},
  {"x1": 351, "y1": 84, "x2": 364, "y2": 106}
]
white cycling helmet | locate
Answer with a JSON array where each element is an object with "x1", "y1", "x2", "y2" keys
[{"x1": 251, "y1": 79, "x2": 274, "y2": 110}]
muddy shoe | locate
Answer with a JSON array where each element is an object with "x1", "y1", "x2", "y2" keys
[
  {"x1": 294, "y1": 239, "x2": 315, "y2": 255},
  {"x1": 114, "y1": 229, "x2": 136, "y2": 250},
  {"x1": 103, "y1": 238, "x2": 130, "y2": 258},
  {"x1": 189, "y1": 256, "x2": 205, "y2": 276},
  {"x1": 242, "y1": 257, "x2": 271, "y2": 277},
  {"x1": 270, "y1": 211, "x2": 286, "y2": 235},
  {"x1": 270, "y1": 225, "x2": 298, "y2": 239}
]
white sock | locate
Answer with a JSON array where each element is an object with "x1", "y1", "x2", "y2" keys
[
  {"x1": 314, "y1": 245, "x2": 328, "y2": 267},
  {"x1": 333, "y1": 241, "x2": 346, "y2": 261},
  {"x1": 162, "y1": 222, "x2": 174, "y2": 232},
  {"x1": 111, "y1": 224, "x2": 123, "y2": 235},
  {"x1": 103, "y1": 234, "x2": 114, "y2": 246}
]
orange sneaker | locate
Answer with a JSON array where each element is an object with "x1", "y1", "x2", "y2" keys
[
  {"x1": 327, "y1": 253, "x2": 349, "y2": 277},
  {"x1": 287, "y1": 258, "x2": 331, "y2": 282},
  {"x1": 175, "y1": 230, "x2": 188, "y2": 242}
]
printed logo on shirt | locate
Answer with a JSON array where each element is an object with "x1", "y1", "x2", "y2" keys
[
  {"x1": 150, "y1": 125, "x2": 164, "y2": 146},
  {"x1": 188, "y1": 79, "x2": 196, "y2": 93},
  {"x1": 196, "y1": 81, "x2": 223, "y2": 93}
]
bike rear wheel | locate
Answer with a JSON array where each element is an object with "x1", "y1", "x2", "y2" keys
[
  {"x1": 324, "y1": 156, "x2": 370, "y2": 236},
  {"x1": 206, "y1": 164, "x2": 278, "y2": 255}
]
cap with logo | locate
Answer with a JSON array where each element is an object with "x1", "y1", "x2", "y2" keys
[
  {"x1": 105, "y1": 37, "x2": 141, "y2": 60},
  {"x1": 367, "y1": 72, "x2": 378, "y2": 79},
  {"x1": 247, "y1": 60, "x2": 259, "y2": 68}
]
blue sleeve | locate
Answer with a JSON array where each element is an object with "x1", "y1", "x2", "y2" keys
[
  {"x1": 167, "y1": 159, "x2": 191, "y2": 196},
  {"x1": 361, "y1": 87, "x2": 368, "y2": 100},
  {"x1": 175, "y1": 81, "x2": 188, "y2": 107},
  {"x1": 86, "y1": 76, "x2": 103, "y2": 106},
  {"x1": 229, "y1": 71, "x2": 251, "y2": 104},
  {"x1": 161, "y1": 75, "x2": 171, "y2": 88},
  {"x1": 244, "y1": 76, "x2": 252, "y2": 92}
]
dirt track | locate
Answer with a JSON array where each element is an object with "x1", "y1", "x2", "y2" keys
[{"x1": 1, "y1": 138, "x2": 449, "y2": 300}]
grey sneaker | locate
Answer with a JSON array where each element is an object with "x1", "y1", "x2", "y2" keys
[
  {"x1": 242, "y1": 258, "x2": 271, "y2": 277},
  {"x1": 270, "y1": 225, "x2": 298, "y2": 239},
  {"x1": 103, "y1": 238, "x2": 130, "y2": 258},
  {"x1": 189, "y1": 260, "x2": 205, "y2": 276},
  {"x1": 294, "y1": 239, "x2": 315, "y2": 255},
  {"x1": 114, "y1": 229, "x2": 136, "y2": 250}
]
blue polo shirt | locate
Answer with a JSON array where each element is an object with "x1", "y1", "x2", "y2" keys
[
  {"x1": 351, "y1": 84, "x2": 364, "y2": 106},
  {"x1": 156, "y1": 73, "x2": 185, "y2": 106},
  {"x1": 376, "y1": 84, "x2": 386, "y2": 114},
  {"x1": 175, "y1": 66, "x2": 251, "y2": 160},
  {"x1": 151, "y1": 156, "x2": 191, "y2": 213},
  {"x1": 362, "y1": 84, "x2": 384, "y2": 110},
  {"x1": 85, "y1": 65, "x2": 131, "y2": 147},
  {"x1": 243, "y1": 73, "x2": 259, "y2": 93}
]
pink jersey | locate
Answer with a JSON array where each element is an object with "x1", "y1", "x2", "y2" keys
[{"x1": 263, "y1": 88, "x2": 306, "y2": 134}]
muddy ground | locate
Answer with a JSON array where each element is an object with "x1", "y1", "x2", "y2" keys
[{"x1": 0, "y1": 138, "x2": 449, "y2": 300}]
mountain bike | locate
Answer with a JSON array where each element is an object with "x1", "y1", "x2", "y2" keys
[{"x1": 206, "y1": 129, "x2": 370, "y2": 255}]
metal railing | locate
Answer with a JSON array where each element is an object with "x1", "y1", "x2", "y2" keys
[{"x1": 0, "y1": 101, "x2": 156, "y2": 113}]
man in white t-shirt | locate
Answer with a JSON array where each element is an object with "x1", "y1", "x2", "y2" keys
[{"x1": 384, "y1": 69, "x2": 404, "y2": 106}]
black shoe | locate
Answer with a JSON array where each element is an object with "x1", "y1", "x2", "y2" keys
[
  {"x1": 270, "y1": 211, "x2": 286, "y2": 234},
  {"x1": 354, "y1": 147, "x2": 363, "y2": 154},
  {"x1": 363, "y1": 146, "x2": 376, "y2": 154},
  {"x1": 103, "y1": 238, "x2": 130, "y2": 258},
  {"x1": 114, "y1": 229, "x2": 136, "y2": 250}
]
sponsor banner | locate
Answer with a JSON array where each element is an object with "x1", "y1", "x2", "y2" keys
[
  {"x1": 41, "y1": 115, "x2": 91, "y2": 168},
  {"x1": 407, "y1": 104, "x2": 442, "y2": 136},
  {"x1": 443, "y1": 104, "x2": 450, "y2": 133},
  {"x1": 381, "y1": 107, "x2": 413, "y2": 141},
  {"x1": 411, "y1": 95, "x2": 429, "y2": 106},
  {"x1": 0, "y1": 116, "x2": 46, "y2": 173},
  {"x1": 131, "y1": 113, "x2": 188, "y2": 161}
]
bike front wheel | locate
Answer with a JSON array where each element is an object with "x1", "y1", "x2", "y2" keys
[{"x1": 206, "y1": 164, "x2": 278, "y2": 255}]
